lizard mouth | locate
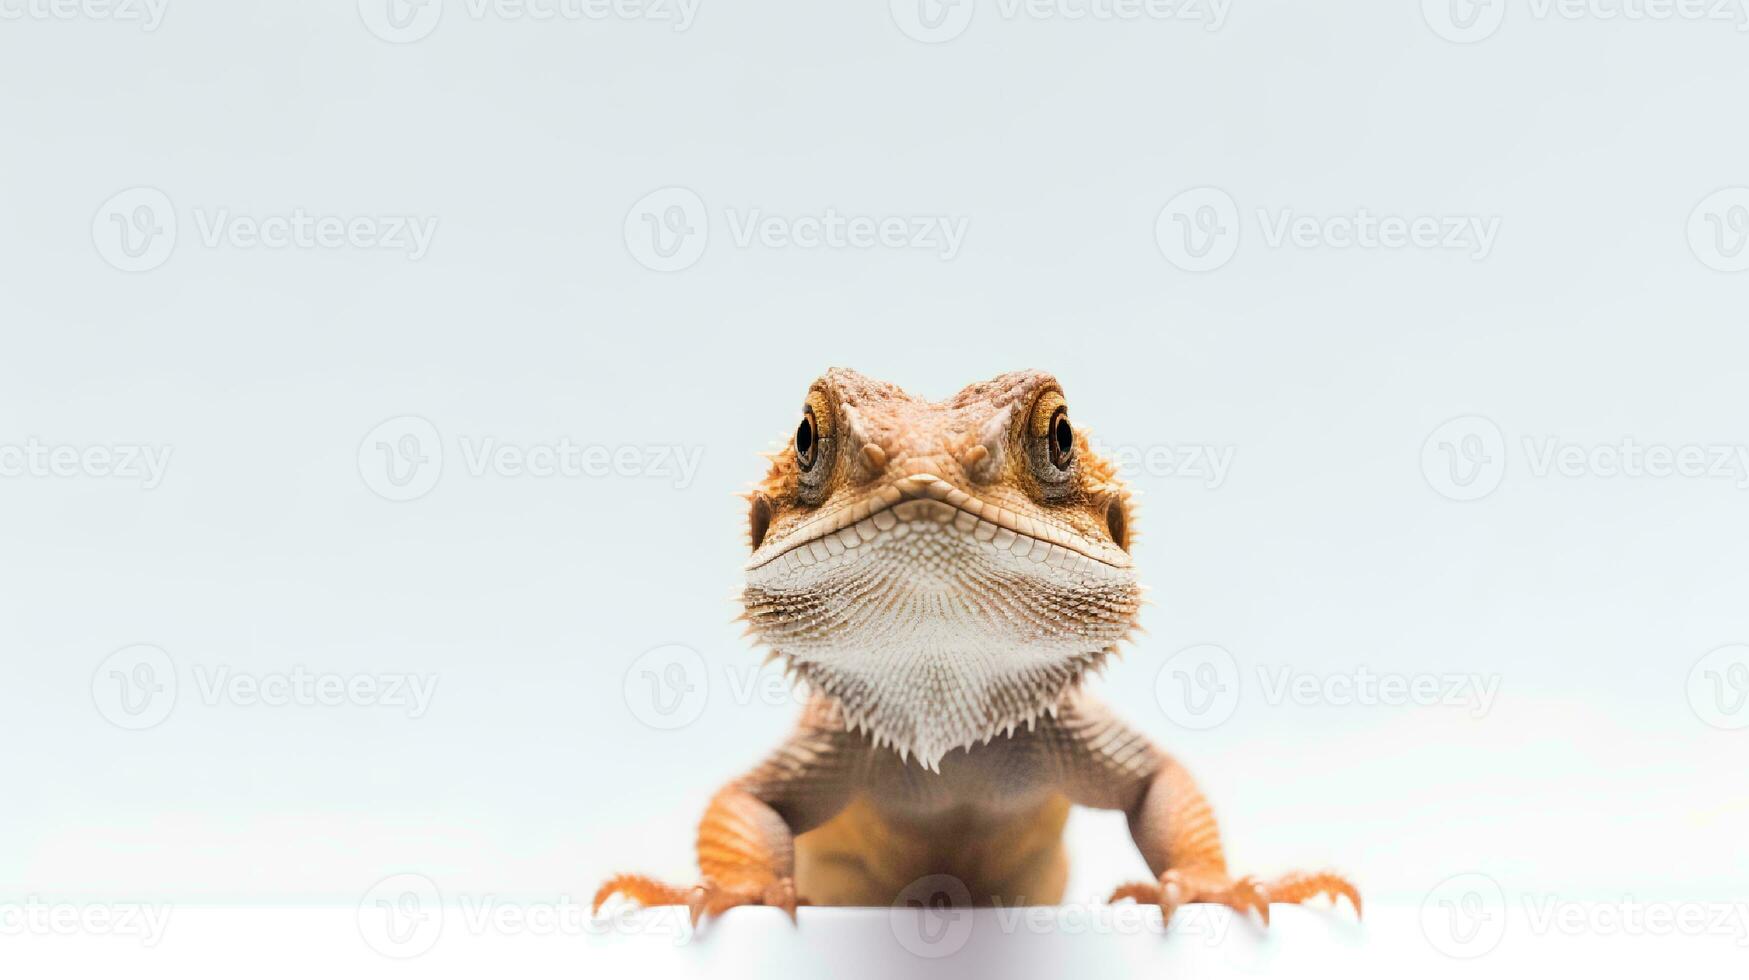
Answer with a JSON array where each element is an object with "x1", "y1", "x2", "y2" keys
[{"x1": 744, "y1": 472, "x2": 1132, "y2": 575}]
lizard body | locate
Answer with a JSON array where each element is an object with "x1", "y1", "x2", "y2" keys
[{"x1": 597, "y1": 369, "x2": 1358, "y2": 925}]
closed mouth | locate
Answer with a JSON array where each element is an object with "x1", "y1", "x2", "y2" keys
[{"x1": 745, "y1": 472, "x2": 1132, "y2": 574}]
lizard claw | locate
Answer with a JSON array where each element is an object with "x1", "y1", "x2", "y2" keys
[
  {"x1": 593, "y1": 873, "x2": 693, "y2": 915},
  {"x1": 1259, "y1": 870, "x2": 1363, "y2": 919},
  {"x1": 685, "y1": 878, "x2": 804, "y2": 926},
  {"x1": 1224, "y1": 875, "x2": 1270, "y2": 926},
  {"x1": 595, "y1": 872, "x2": 805, "y2": 925},
  {"x1": 1109, "y1": 868, "x2": 1356, "y2": 929},
  {"x1": 762, "y1": 877, "x2": 801, "y2": 923}
]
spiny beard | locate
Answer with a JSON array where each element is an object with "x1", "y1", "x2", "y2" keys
[{"x1": 743, "y1": 526, "x2": 1140, "y2": 770}]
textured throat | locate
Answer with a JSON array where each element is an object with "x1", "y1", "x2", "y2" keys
[{"x1": 743, "y1": 482, "x2": 1140, "y2": 770}]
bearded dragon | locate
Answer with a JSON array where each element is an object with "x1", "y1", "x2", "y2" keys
[{"x1": 596, "y1": 369, "x2": 1358, "y2": 926}]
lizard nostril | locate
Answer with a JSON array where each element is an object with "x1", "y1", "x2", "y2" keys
[
  {"x1": 961, "y1": 444, "x2": 990, "y2": 479},
  {"x1": 748, "y1": 494, "x2": 772, "y2": 551},
  {"x1": 1106, "y1": 500, "x2": 1128, "y2": 551}
]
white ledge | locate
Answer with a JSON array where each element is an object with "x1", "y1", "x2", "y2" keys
[{"x1": 0, "y1": 903, "x2": 1736, "y2": 978}]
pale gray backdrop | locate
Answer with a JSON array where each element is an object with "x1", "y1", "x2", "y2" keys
[{"x1": 2, "y1": 0, "x2": 1745, "y2": 927}]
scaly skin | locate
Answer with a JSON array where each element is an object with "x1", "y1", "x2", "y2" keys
[{"x1": 596, "y1": 369, "x2": 1359, "y2": 928}]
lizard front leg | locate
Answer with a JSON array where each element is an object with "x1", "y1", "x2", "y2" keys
[
  {"x1": 594, "y1": 784, "x2": 802, "y2": 924},
  {"x1": 1054, "y1": 693, "x2": 1358, "y2": 927},
  {"x1": 1111, "y1": 754, "x2": 1360, "y2": 926},
  {"x1": 594, "y1": 710, "x2": 857, "y2": 925}
]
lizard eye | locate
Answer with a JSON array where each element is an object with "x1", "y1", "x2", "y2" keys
[
  {"x1": 1048, "y1": 406, "x2": 1074, "y2": 470},
  {"x1": 1025, "y1": 389, "x2": 1075, "y2": 496},
  {"x1": 795, "y1": 389, "x2": 836, "y2": 506},
  {"x1": 796, "y1": 410, "x2": 820, "y2": 471}
]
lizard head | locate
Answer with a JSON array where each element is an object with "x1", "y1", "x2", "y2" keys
[{"x1": 741, "y1": 368, "x2": 1141, "y2": 769}]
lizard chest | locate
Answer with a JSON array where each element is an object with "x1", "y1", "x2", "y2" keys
[{"x1": 790, "y1": 737, "x2": 1073, "y2": 906}]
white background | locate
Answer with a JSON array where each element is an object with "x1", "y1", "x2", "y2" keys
[{"x1": 2, "y1": 0, "x2": 1747, "y2": 971}]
